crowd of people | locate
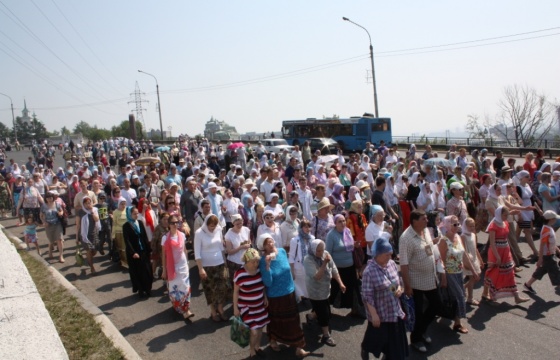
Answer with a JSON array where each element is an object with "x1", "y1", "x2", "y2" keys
[{"x1": 1, "y1": 137, "x2": 559, "y2": 360}]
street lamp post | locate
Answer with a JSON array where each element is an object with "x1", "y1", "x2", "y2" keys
[
  {"x1": 0, "y1": 92, "x2": 17, "y2": 142},
  {"x1": 137, "y1": 70, "x2": 164, "y2": 141},
  {"x1": 342, "y1": 17, "x2": 379, "y2": 118}
]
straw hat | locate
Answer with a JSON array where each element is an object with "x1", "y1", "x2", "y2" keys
[{"x1": 316, "y1": 198, "x2": 334, "y2": 212}]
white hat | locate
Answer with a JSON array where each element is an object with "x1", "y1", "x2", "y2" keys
[
  {"x1": 543, "y1": 210, "x2": 560, "y2": 220},
  {"x1": 257, "y1": 233, "x2": 273, "y2": 250},
  {"x1": 244, "y1": 179, "x2": 254, "y2": 186},
  {"x1": 268, "y1": 193, "x2": 279, "y2": 202},
  {"x1": 207, "y1": 182, "x2": 217, "y2": 189},
  {"x1": 231, "y1": 214, "x2": 243, "y2": 223},
  {"x1": 449, "y1": 182, "x2": 464, "y2": 190}
]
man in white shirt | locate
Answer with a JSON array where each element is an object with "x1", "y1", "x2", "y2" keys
[
  {"x1": 121, "y1": 178, "x2": 137, "y2": 206},
  {"x1": 297, "y1": 176, "x2": 313, "y2": 221},
  {"x1": 259, "y1": 167, "x2": 275, "y2": 203}
]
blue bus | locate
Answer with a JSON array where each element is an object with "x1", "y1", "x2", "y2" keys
[{"x1": 281, "y1": 114, "x2": 392, "y2": 152}]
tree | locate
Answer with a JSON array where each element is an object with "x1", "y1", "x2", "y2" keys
[
  {"x1": 111, "y1": 120, "x2": 144, "y2": 140},
  {"x1": 73, "y1": 121, "x2": 92, "y2": 136},
  {"x1": 493, "y1": 84, "x2": 557, "y2": 147},
  {"x1": 15, "y1": 115, "x2": 49, "y2": 143},
  {"x1": 465, "y1": 114, "x2": 490, "y2": 139},
  {"x1": 61, "y1": 126, "x2": 71, "y2": 136},
  {"x1": 0, "y1": 121, "x2": 11, "y2": 141}
]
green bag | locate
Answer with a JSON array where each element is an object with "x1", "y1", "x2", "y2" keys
[
  {"x1": 75, "y1": 249, "x2": 85, "y2": 267},
  {"x1": 230, "y1": 316, "x2": 250, "y2": 348}
]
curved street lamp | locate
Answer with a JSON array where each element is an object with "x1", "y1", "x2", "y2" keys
[
  {"x1": 138, "y1": 70, "x2": 164, "y2": 140},
  {"x1": 0, "y1": 92, "x2": 17, "y2": 142},
  {"x1": 342, "y1": 17, "x2": 379, "y2": 118}
]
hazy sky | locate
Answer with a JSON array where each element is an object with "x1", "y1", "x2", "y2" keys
[{"x1": 1, "y1": 1, "x2": 558, "y2": 138}]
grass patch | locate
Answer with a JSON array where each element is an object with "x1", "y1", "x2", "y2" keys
[{"x1": 18, "y1": 249, "x2": 125, "y2": 360}]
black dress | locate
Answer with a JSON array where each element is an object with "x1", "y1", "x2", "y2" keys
[{"x1": 123, "y1": 221, "x2": 153, "y2": 296}]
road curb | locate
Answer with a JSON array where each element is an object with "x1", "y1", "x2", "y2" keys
[{"x1": 2, "y1": 226, "x2": 142, "y2": 360}]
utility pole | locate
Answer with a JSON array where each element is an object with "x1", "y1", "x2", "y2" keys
[
  {"x1": 0, "y1": 93, "x2": 16, "y2": 142},
  {"x1": 138, "y1": 70, "x2": 164, "y2": 140},
  {"x1": 128, "y1": 81, "x2": 148, "y2": 138}
]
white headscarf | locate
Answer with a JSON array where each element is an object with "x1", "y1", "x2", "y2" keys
[
  {"x1": 410, "y1": 172, "x2": 420, "y2": 186},
  {"x1": 80, "y1": 196, "x2": 101, "y2": 245},
  {"x1": 487, "y1": 206, "x2": 505, "y2": 231}
]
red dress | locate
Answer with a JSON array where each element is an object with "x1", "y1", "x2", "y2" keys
[{"x1": 485, "y1": 222, "x2": 518, "y2": 300}]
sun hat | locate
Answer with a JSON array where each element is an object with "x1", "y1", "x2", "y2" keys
[{"x1": 316, "y1": 197, "x2": 334, "y2": 211}]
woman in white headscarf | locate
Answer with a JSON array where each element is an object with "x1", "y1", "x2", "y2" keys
[
  {"x1": 481, "y1": 207, "x2": 529, "y2": 304},
  {"x1": 80, "y1": 195, "x2": 101, "y2": 274},
  {"x1": 289, "y1": 218, "x2": 314, "y2": 302},
  {"x1": 405, "y1": 172, "x2": 422, "y2": 210},
  {"x1": 280, "y1": 205, "x2": 300, "y2": 251}
]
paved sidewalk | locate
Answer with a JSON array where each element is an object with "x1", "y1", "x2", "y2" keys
[{"x1": 0, "y1": 228, "x2": 68, "y2": 360}]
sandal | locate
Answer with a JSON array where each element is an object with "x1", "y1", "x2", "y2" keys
[
  {"x1": 466, "y1": 299, "x2": 480, "y2": 306},
  {"x1": 219, "y1": 312, "x2": 228, "y2": 321},
  {"x1": 453, "y1": 325, "x2": 469, "y2": 334},
  {"x1": 211, "y1": 313, "x2": 221, "y2": 322}
]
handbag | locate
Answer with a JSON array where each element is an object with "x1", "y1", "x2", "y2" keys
[
  {"x1": 400, "y1": 295, "x2": 415, "y2": 332},
  {"x1": 230, "y1": 316, "x2": 250, "y2": 348},
  {"x1": 437, "y1": 286, "x2": 458, "y2": 320},
  {"x1": 75, "y1": 249, "x2": 85, "y2": 267}
]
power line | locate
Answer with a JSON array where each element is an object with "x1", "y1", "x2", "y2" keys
[
  {"x1": 377, "y1": 26, "x2": 560, "y2": 54},
  {"x1": 0, "y1": 1, "x2": 124, "y2": 108},
  {"x1": 49, "y1": 0, "x2": 129, "y2": 94}
]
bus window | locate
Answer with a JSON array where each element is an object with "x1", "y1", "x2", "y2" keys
[
  {"x1": 282, "y1": 126, "x2": 292, "y2": 137},
  {"x1": 371, "y1": 123, "x2": 390, "y2": 132}
]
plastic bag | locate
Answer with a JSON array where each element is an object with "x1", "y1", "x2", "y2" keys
[
  {"x1": 230, "y1": 316, "x2": 250, "y2": 348},
  {"x1": 75, "y1": 250, "x2": 85, "y2": 267},
  {"x1": 400, "y1": 295, "x2": 415, "y2": 332}
]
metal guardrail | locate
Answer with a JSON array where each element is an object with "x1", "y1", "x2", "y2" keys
[{"x1": 392, "y1": 136, "x2": 560, "y2": 149}]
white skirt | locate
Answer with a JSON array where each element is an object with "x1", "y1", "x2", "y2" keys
[{"x1": 293, "y1": 262, "x2": 308, "y2": 301}]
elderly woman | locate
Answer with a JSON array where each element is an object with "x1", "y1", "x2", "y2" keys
[
  {"x1": 112, "y1": 197, "x2": 129, "y2": 267},
  {"x1": 481, "y1": 207, "x2": 529, "y2": 304},
  {"x1": 257, "y1": 234, "x2": 309, "y2": 358},
  {"x1": 304, "y1": 239, "x2": 345, "y2": 347},
  {"x1": 0, "y1": 174, "x2": 12, "y2": 218},
  {"x1": 40, "y1": 192, "x2": 64, "y2": 262},
  {"x1": 124, "y1": 206, "x2": 153, "y2": 297},
  {"x1": 289, "y1": 219, "x2": 314, "y2": 302},
  {"x1": 225, "y1": 214, "x2": 251, "y2": 288},
  {"x1": 80, "y1": 196, "x2": 100, "y2": 274},
  {"x1": 256, "y1": 209, "x2": 282, "y2": 248},
  {"x1": 326, "y1": 214, "x2": 361, "y2": 316},
  {"x1": 328, "y1": 183, "x2": 346, "y2": 215},
  {"x1": 446, "y1": 182, "x2": 468, "y2": 224},
  {"x1": 365, "y1": 205, "x2": 392, "y2": 257},
  {"x1": 438, "y1": 216, "x2": 478, "y2": 334},
  {"x1": 233, "y1": 248, "x2": 270, "y2": 359},
  {"x1": 311, "y1": 198, "x2": 335, "y2": 240},
  {"x1": 138, "y1": 198, "x2": 158, "y2": 245},
  {"x1": 17, "y1": 177, "x2": 44, "y2": 225},
  {"x1": 162, "y1": 214, "x2": 194, "y2": 319},
  {"x1": 194, "y1": 214, "x2": 229, "y2": 322},
  {"x1": 360, "y1": 238, "x2": 408, "y2": 360},
  {"x1": 280, "y1": 205, "x2": 299, "y2": 251}
]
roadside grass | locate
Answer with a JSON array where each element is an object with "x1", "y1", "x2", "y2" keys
[{"x1": 17, "y1": 248, "x2": 125, "y2": 360}]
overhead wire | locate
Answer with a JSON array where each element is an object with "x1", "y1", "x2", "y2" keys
[
  {"x1": 0, "y1": 1, "x2": 124, "y2": 108},
  {"x1": 48, "y1": 0, "x2": 130, "y2": 95}
]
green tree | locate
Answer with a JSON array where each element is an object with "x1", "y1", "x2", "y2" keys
[
  {"x1": 15, "y1": 115, "x2": 49, "y2": 143},
  {"x1": 111, "y1": 120, "x2": 144, "y2": 140},
  {"x1": 73, "y1": 121, "x2": 92, "y2": 136},
  {"x1": 88, "y1": 126, "x2": 112, "y2": 141},
  {"x1": 0, "y1": 121, "x2": 11, "y2": 141},
  {"x1": 61, "y1": 126, "x2": 71, "y2": 136}
]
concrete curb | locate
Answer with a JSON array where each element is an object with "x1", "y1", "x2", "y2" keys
[{"x1": 2, "y1": 226, "x2": 142, "y2": 360}]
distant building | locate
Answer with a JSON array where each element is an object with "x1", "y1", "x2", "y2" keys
[
  {"x1": 204, "y1": 117, "x2": 239, "y2": 141},
  {"x1": 20, "y1": 100, "x2": 32, "y2": 125}
]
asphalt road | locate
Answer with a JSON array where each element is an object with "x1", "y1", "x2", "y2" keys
[{"x1": 2, "y1": 149, "x2": 559, "y2": 360}]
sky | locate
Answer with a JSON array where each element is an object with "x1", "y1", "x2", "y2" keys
[{"x1": 1, "y1": 1, "x2": 559, "y2": 138}]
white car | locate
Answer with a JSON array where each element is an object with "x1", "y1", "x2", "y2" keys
[{"x1": 254, "y1": 139, "x2": 294, "y2": 154}]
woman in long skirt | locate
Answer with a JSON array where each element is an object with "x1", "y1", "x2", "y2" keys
[
  {"x1": 481, "y1": 207, "x2": 529, "y2": 304},
  {"x1": 112, "y1": 197, "x2": 129, "y2": 267},
  {"x1": 162, "y1": 214, "x2": 193, "y2": 318},
  {"x1": 123, "y1": 206, "x2": 153, "y2": 297}
]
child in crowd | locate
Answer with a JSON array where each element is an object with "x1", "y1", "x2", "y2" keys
[
  {"x1": 523, "y1": 210, "x2": 560, "y2": 294},
  {"x1": 23, "y1": 215, "x2": 40, "y2": 254},
  {"x1": 461, "y1": 217, "x2": 484, "y2": 305},
  {"x1": 95, "y1": 192, "x2": 112, "y2": 256}
]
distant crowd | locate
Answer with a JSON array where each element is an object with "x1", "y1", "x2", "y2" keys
[{"x1": 0, "y1": 137, "x2": 558, "y2": 359}]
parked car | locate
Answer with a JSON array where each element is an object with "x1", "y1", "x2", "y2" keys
[
  {"x1": 253, "y1": 139, "x2": 294, "y2": 154},
  {"x1": 308, "y1": 138, "x2": 339, "y2": 155}
]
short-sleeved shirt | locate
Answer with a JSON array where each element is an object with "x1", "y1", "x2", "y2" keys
[
  {"x1": 399, "y1": 226, "x2": 437, "y2": 291},
  {"x1": 540, "y1": 225, "x2": 557, "y2": 256}
]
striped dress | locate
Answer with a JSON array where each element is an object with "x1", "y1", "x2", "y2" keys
[{"x1": 234, "y1": 267, "x2": 270, "y2": 330}]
